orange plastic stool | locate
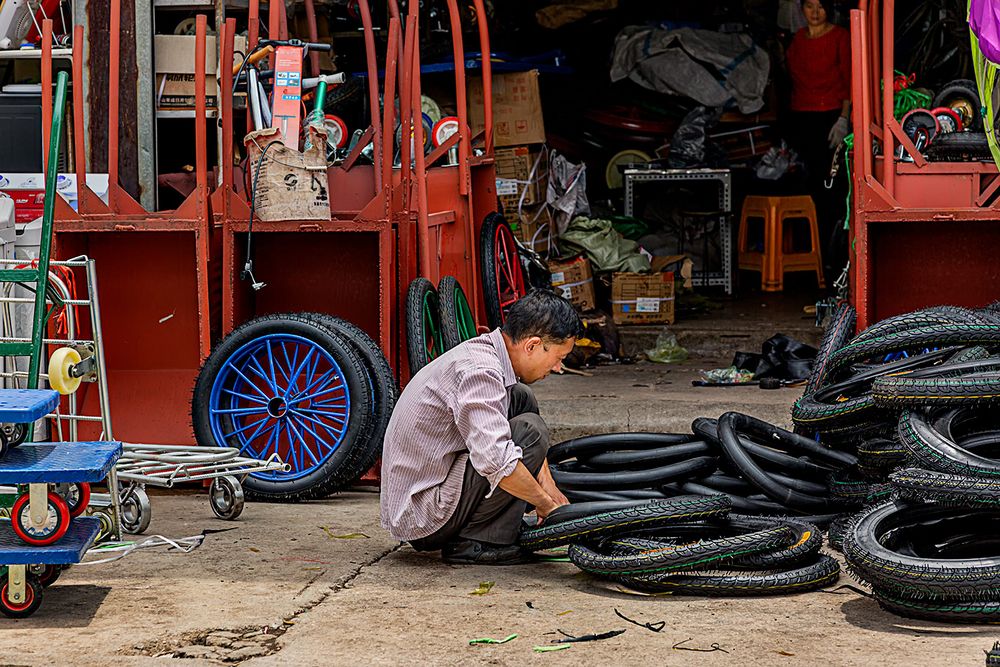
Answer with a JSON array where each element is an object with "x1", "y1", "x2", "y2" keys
[{"x1": 738, "y1": 195, "x2": 825, "y2": 292}]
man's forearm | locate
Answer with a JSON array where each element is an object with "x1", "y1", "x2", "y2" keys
[{"x1": 498, "y1": 461, "x2": 558, "y2": 517}]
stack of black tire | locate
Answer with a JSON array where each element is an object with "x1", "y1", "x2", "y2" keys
[
  {"x1": 519, "y1": 496, "x2": 840, "y2": 597},
  {"x1": 790, "y1": 303, "x2": 1000, "y2": 622}
]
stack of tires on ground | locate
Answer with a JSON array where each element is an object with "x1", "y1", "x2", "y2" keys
[
  {"x1": 794, "y1": 303, "x2": 1000, "y2": 623},
  {"x1": 526, "y1": 302, "x2": 1000, "y2": 614}
]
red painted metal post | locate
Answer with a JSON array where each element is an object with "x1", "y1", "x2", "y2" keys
[
  {"x1": 220, "y1": 18, "x2": 236, "y2": 213},
  {"x1": 408, "y1": 13, "x2": 432, "y2": 281},
  {"x1": 881, "y1": 0, "x2": 894, "y2": 197},
  {"x1": 41, "y1": 19, "x2": 52, "y2": 172},
  {"x1": 268, "y1": 0, "x2": 279, "y2": 68},
  {"x1": 195, "y1": 16, "x2": 208, "y2": 221},
  {"x1": 445, "y1": 0, "x2": 470, "y2": 196},
  {"x1": 72, "y1": 24, "x2": 86, "y2": 202},
  {"x1": 359, "y1": 0, "x2": 384, "y2": 195},
  {"x1": 303, "y1": 0, "x2": 320, "y2": 77},
  {"x1": 381, "y1": 18, "x2": 400, "y2": 211},
  {"x1": 249, "y1": 0, "x2": 259, "y2": 49},
  {"x1": 869, "y1": 0, "x2": 882, "y2": 126},
  {"x1": 472, "y1": 0, "x2": 494, "y2": 154},
  {"x1": 400, "y1": 16, "x2": 416, "y2": 212},
  {"x1": 109, "y1": 0, "x2": 121, "y2": 210}
]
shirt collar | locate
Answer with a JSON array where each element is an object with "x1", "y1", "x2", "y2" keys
[{"x1": 486, "y1": 328, "x2": 518, "y2": 388}]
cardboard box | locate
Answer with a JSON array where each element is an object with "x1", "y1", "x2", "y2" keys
[
  {"x1": 512, "y1": 206, "x2": 552, "y2": 256},
  {"x1": 244, "y1": 126, "x2": 331, "y2": 222},
  {"x1": 495, "y1": 145, "x2": 546, "y2": 219},
  {"x1": 469, "y1": 70, "x2": 545, "y2": 147},
  {"x1": 155, "y1": 34, "x2": 247, "y2": 109},
  {"x1": 612, "y1": 272, "x2": 675, "y2": 325},
  {"x1": 549, "y1": 256, "x2": 595, "y2": 311}
]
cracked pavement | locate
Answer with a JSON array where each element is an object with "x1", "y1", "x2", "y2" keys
[{"x1": 0, "y1": 363, "x2": 996, "y2": 666}]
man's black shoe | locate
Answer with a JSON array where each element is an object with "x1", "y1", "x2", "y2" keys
[{"x1": 441, "y1": 539, "x2": 535, "y2": 565}]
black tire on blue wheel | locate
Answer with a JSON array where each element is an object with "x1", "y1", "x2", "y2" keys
[
  {"x1": 193, "y1": 313, "x2": 375, "y2": 502},
  {"x1": 302, "y1": 312, "x2": 397, "y2": 486}
]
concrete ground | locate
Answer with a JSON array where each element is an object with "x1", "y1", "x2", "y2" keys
[{"x1": 1, "y1": 315, "x2": 996, "y2": 665}]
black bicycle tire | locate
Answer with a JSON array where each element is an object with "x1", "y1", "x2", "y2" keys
[
  {"x1": 806, "y1": 303, "x2": 856, "y2": 394},
  {"x1": 827, "y1": 324, "x2": 1000, "y2": 377},
  {"x1": 564, "y1": 488, "x2": 668, "y2": 503},
  {"x1": 890, "y1": 467, "x2": 1000, "y2": 508},
  {"x1": 874, "y1": 371, "x2": 1000, "y2": 408},
  {"x1": 567, "y1": 522, "x2": 795, "y2": 575},
  {"x1": 844, "y1": 500, "x2": 1000, "y2": 599},
  {"x1": 518, "y1": 496, "x2": 731, "y2": 551},
  {"x1": 609, "y1": 515, "x2": 822, "y2": 570},
  {"x1": 898, "y1": 408, "x2": 1000, "y2": 477},
  {"x1": 614, "y1": 554, "x2": 840, "y2": 597},
  {"x1": 851, "y1": 307, "x2": 992, "y2": 345},
  {"x1": 875, "y1": 590, "x2": 1000, "y2": 623}
]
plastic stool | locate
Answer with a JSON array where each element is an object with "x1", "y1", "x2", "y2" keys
[{"x1": 738, "y1": 195, "x2": 825, "y2": 291}]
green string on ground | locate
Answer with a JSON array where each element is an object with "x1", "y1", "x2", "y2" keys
[
  {"x1": 534, "y1": 644, "x2": 572, "y2": 653},
  {"x1": 469, "y1": 634, "x2": 518, "y2": 646}
]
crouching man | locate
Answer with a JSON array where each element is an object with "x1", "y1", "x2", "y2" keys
[{"x1": 380, "y1": 289, "x2": 581, "y2": 564}]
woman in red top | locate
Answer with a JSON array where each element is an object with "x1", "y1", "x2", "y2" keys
[{"x1": 784, "y1": 0, "x2": 851, "y2": 281}]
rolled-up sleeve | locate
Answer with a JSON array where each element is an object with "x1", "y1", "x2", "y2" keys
[{"x1": 451, "y1": 367, "x2": 522, "y2": 495}]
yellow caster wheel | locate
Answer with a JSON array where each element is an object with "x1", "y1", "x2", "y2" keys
[{"x1": 48, "y1": 347, "x2": 82, "y2": 395}]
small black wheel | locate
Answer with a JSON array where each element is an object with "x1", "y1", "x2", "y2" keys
[
  {"x1": 932, "y1": 79, "x2": 983, "y2": 131},
  {"x1": 406, "y1": 278, "x2": 444, "y2": 376},
  {"x1": 0, "y1": 573, "x2": 43, "y2": 618},
  {"x1": 437, "y1": 276, "x2": 477, "y2": 352},
  {"x1": 1, "y1": 423, "x2": 27, "y2": 448},
  {"x1": 29, "y1": 564, "x2": 64, "y2": 588},
  {"x1": 121, "y1": 486, "x2": 152, "y2": 535},
  {"x1": 209, "y1": 476, "x2": 245, "y2": 520}
]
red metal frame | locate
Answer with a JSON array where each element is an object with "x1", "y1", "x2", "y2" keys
[
  {"x1": 850, "y1": 1, "x2": 1000, "y2": 329},
  {"x1": 42, "y1": 1, "x2": 499, "y2": 445},
  {"x1": 50, "y1": 8, "x2": 214, "y2": 444}
]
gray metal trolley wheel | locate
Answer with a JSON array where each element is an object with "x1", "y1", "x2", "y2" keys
[
  {"x1": 209, "y1": 475, "x2": 245, "y2": 520},
  {"x1": 121, "y1": 486, "x2": 152, "y2": 535}
]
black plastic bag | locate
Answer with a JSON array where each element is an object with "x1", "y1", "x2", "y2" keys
[
  {"x1": 667, "y1": 106, "x2": 725, "y2": 168},
  {"x1": 732, "y1": 333, "x2": 817, "y2": 380}
]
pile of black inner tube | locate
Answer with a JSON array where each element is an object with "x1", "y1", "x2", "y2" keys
[{"x1": 525, "y1": 302, "x2": 1000, "y2": 616}]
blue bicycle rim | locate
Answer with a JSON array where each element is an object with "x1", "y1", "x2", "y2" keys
[{"x1": 208, "y1": 333, "x2": 351, "y2": 482}]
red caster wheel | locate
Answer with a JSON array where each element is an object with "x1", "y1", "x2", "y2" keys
[
  {"x1": 54, "y1": 482, "x2": 91, "y2": 518},
  {"x1": 0, "y1": 573, "x2": 43, "y2": 618},
  {"x1": 11, "y1": 492, "x2": 70, "y2": 546}
]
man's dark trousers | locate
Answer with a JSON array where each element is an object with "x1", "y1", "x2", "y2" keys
[{"x1": 410, "y1": 383, "x2": 550, "y2": 550}]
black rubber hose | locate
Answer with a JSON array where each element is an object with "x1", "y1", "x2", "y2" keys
[
  {"x1": 550, "y1": 456, "x2": 717, "y2": 490},
  {"x1": 548, "y1": 433, "x2": 698, "y2": 464},
  {"x1": 577, "y1": 441, "x2": 714, "y2": 470},
  {"x1": 695, "y1": 417, "x2": 842, "y2": 479},
  {"x1": 565, "y1": 488, "x2": 668, "y2": 503},
  {"x1": 717, "y1": 412, "x2": 850, "y2": 512}
]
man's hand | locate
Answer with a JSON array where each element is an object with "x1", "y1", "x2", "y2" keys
[
  {"x1": 536, "y1": 458, "x2": 570, "y2": 509},
  {"x1": 535, "y1": 496, "x2": 565, "y2": 525}
]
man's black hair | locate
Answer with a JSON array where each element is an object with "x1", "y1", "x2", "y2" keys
[{"x1": 501, "y1": 289, "x2": 583, "y2": 342}]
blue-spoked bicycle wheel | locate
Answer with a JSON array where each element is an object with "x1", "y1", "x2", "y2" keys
[{"x1": 193, "y1": 314, "x2": 374, "y2": 502}]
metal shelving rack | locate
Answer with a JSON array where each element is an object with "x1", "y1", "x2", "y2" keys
[{"x1": 623, "y1": 167, "x2": 733, "y2": 295}]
